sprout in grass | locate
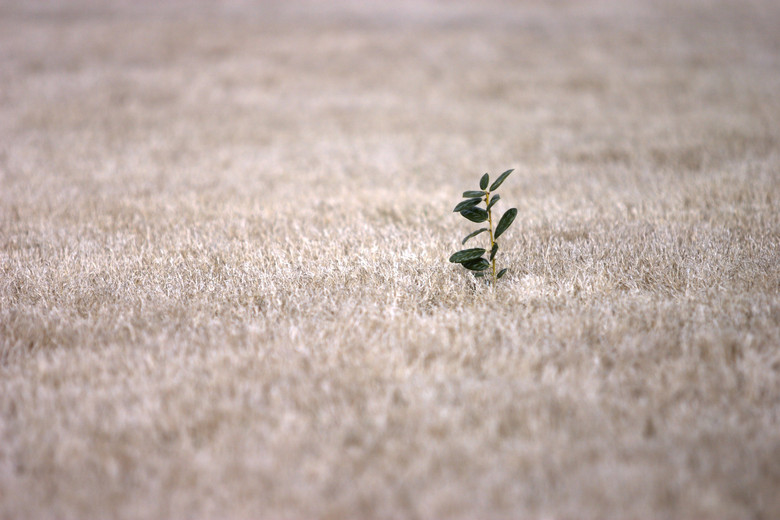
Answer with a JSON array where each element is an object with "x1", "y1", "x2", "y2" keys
[{"x1": 449, "y1": 169, "x2": 517, "y2": 284}]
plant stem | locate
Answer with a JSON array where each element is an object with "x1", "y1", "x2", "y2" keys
[{"x1": 485, "y1": 191, "x2": 497, "y2": 284}]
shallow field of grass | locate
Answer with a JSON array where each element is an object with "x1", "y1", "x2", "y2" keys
[{"x1": 1, "y1": 1, "x2": 779, "y2": 518}]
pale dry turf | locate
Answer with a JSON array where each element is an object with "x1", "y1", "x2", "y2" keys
[{"x1": 1, "y1": 1, "x2": 780, "y2": 519}]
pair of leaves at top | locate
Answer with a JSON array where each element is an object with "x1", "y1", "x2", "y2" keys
[{"x1": 478, "y1": 169, "x2": 512, "y2": 191}]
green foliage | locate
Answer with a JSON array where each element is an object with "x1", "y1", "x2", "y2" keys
[
  {"x1": 449, "y1": 248, "x2": 486, "y2": 263},
  {"x1": 490, "y1": 168, "x2": 514, "y2": 191},
  {"x1": 494, "y1": 208, "x2": 517, "y2": 239},
  {"x1": 463, "y1": 258, "x2": 491, "y2": 271},
  {"x1": 461, "y1": 228, "x2": 489, "y2": 245},
  {"x1": 459, "y1": 207, "x2": 488, "y2": 223},
  {"x1": 486, "y1": 194, "x2": 500, "y2": 211},
  {"x1": 453, "y1": 197, "x2": 482, "y2": 212},
  {"x1": 450, "y1": 169, "x2": 517, "y2": 284}
]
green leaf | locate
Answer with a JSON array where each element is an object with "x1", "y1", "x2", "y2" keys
[
  {"x1": 462, "y1": 228, "x2": 489, "y2": 245},
  {"x1": 489, "y1": 168, "x2": 514, "y2": 191},
  {"x1": 462, "y1": 190, "x2": 486, "y2": 198},
  {"x1": 479, "y1": 173, "x2": 489, "y2": 190},
  {"x1": 460, "y1": 207, "x2": 488, "y2": 223},
  {"x1": 486, "y1": 194, "x2": 500, "y2": 211},
  {"x1": 453, "y1": 197, "x2": 482, "y2": 212},
  {"x1": 489, "y1": 243, "x2": 498, "y2": 261},
  {"x1": 497, "y1": 268, "x2": 508, "y2": 279},
  {"x1": 474, "y1": 271, "x2": 486, "y2": 278},
  {"x1": 449, "y1": 248, "x2": 486, "y2": 264},
  {"x1": 462, "y1": 258, "x2": 490, "y2": 271},
  {"x1": 494, "y1": 208, "x2": 517, "y2": 239}
]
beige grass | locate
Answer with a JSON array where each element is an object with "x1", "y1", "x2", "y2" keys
[{"x1": 2, "y1": 0, "x2": 780, "y2": 518}]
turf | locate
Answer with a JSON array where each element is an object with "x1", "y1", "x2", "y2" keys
[{"x1": 1, "y1": 1, "x2": 779, "y2": 518}]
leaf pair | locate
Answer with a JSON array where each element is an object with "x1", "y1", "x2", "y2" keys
[{"x1": 449, "y1": 248, "x2": 490, "y2": 271}]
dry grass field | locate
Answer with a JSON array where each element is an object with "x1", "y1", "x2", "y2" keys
[{"x1": 1, "y1": 0, "x2": 780, "y2": 518}]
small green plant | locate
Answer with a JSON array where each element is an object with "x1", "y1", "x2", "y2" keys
[{"x1": 449, "y1": 169, "x2": 517, "y2": 284}]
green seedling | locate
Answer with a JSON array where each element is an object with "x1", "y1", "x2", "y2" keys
[{"x1": 449, "y1": 169, "x2": 517, "y2": 284}]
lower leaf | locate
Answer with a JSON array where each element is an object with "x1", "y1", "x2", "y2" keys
[
  {"x1": 449, "y1": 248, "x2": 486, "y2": 264},
  {"x1": 462, "y1": 258, "x2": 490, "y2": 271}
]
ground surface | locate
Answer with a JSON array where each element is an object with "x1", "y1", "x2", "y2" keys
[{"x1": 1, "y1": 1, "x2": 779, "y2": 519}]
